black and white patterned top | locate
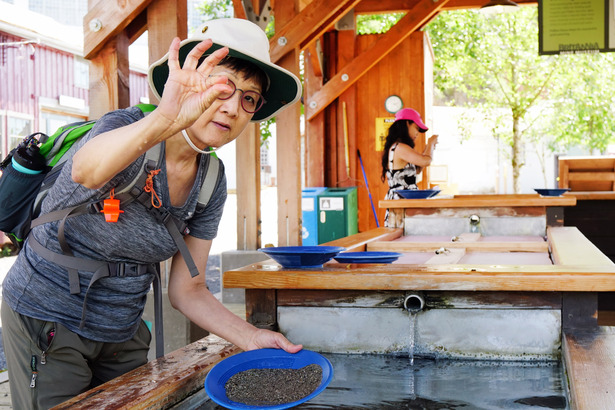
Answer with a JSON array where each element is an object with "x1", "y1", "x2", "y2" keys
[{"x1": 384, "y1": 142, "x2": 417, "y2": 226}]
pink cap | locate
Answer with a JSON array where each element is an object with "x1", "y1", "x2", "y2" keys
[{"x1": 394, "y1": 108, "x2": 428, "y2": 132}]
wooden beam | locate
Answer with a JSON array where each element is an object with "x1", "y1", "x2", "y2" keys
[
  {"x1": 336, "y1": 30, "x2": 357, "y2": 187},
  {"x1": 367, "y1": 240, "x2": 549, "y2": 253},
  {"x1": 253, "y1": 0, "x2": 264, "y2": 15},
  {"x1": 125, "y1": 9, "x2": 147, "y2": 44},
  {"x1": 275, "y1": 0, "x2": 303, "y2": 247},
  {"x1": 355, "y1": 0, "x2": 423, "y2": 14},
  {"x1": 83, "y1": 0, "x2": 154, "y2": 59},
  {"x1": 235, "y1": 123, "x2": 262, "y2": 250},
  {"x1": 245, "y1": 289, "x2": 277, "y2": 329},
  {"x1": 147, "y1": 0, "x2": 187, "y2": 103},
  {"x1": 88, "y1": 32, "x2": 130, "y2": 119},
  {"x1": 232, "y1": 0, "x2": 248, "y2": 19},
  {"x1": 380, "y1": 194, "x2": 576, "y2": 209},
  {"x1": 306, "y1": 41, "x2": 323, "y2": 78},
  {"x1": 442, "y1": 0, "x2": 537, "y2": 9},
  {"x1": 304, "y1": 43, "x2": 326, "y2": 187},
  {"x1": 269, "y1": 0, "x2": 361, "y2": 63},
  {"x1": 548, "y1": 226, "x2": 615, "y2": 267},
  {"x1": 321, "y1": 227, "x2": 403, "y2": 251},
  {"x1": 225, "y1": 262, "x2": 615, "y2": 291},
  {"x1": 354, "y1": 0, "x2": 537, "y2": 14},
  {"x1": 305, "y1": 0, "x2": 451, "y2": 121}
]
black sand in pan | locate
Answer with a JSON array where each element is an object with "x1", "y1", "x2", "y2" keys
[{"x1": 225, "y1": 364, "x2": 323, "y2": 406}]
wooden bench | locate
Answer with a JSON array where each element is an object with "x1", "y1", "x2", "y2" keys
[{"x1": 559, "y1": 156, "x2": 615, "y2": 191}]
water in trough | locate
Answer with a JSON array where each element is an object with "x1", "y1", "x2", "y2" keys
[{"x1": 181, "y1": 353, "x2": 568, "y2": 409}]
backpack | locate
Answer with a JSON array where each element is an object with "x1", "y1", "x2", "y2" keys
[
  {"x1": 0, "y1": 103, "x2": 220, "y2": 249},
  {"x1": 0, "y1": 104, "x2": 222, "y2": 357}
]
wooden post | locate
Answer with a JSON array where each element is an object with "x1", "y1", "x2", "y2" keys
[
  {"x1": 275, "y1": 0, "x2": 302, "y2": 246},
  {"x1": 245, "y1": 289, "x2": 277, "y2": 330},
  {"x1": 559, "y1": 159, "x2": 570, "y2": 189},
  {"x1": 563, "y1": 292, "x2": 599, "y2": 331},
  {"x1": 236, "y1": 123, "x2": 261, "y2": 250},
  {"x1": 546, "y1": 206, "x2": 564, "y2": 227},
  {"x1": 146, "y1": 0, "x2": 187, "y2": 103},
  {"x1": 305, "y1": 43, "x2": 325, "y2": 187},
  {"x1": 88, "y1": 32, "x2": 130, "y2": 119},
  {"x1": 336, "y1": 29, "x2": 356, "y2": 188}
]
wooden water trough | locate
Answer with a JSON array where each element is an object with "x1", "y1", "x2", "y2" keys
[{"x1": 54, "y1": 194, "x2": 615, "y2": 409}]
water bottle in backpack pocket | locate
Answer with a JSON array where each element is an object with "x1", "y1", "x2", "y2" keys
[{"x1": 0, "y1": 133, "x2": 49, "y2": 248}]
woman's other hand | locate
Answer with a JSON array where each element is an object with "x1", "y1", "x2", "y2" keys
[
  {"x1": 157, "y1": 38, "x2": 233, "y2": 132},
  {"x1": 428, "y1": 134, "x2": 439, "y2": 147}
]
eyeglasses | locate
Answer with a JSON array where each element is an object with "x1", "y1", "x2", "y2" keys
[{"x1": 215, "y1": 77, "x2": 266, "y2": 114}]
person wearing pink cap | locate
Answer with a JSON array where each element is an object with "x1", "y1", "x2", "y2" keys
[{"x1": 380, "y1": 108, "x2": 438, "y2": 226}]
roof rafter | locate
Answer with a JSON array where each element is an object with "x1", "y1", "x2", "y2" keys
[
  {"x1": 269, "y1": 0, "x2": 362, "y2": 63},
  {"x1": 355, "y1": 0, "x2": 537, "y2": 13},
  {"x1": 83, "y1": 0, "x2": 154, "y2": 59},
  {"x1": 305, "y1": 0, "x2": 452, "y2": 121}
]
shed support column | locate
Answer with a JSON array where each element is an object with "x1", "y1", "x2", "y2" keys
[
  {"x1": 88, "y1": 32, "x2": 130, "y2": 119},
  {"x1": 236, "y1": 123, "x2": 262, "y2": 250},
  {"x1": 305, "y1": 42, "x2": 325, "y2": 187},
  {"x1": 147, "y1": 0, "x2": 187, "y2": 102},
  {"x1": 275, "y1": 1, "x2": 302, "y2": 246},
  {"x1": 563, "y1": 292, "x2": 599, "y2": 331}
]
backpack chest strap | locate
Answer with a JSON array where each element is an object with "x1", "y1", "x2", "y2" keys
[{"x1": 28, "y1": 236, "x2": 157, "y2": 326}]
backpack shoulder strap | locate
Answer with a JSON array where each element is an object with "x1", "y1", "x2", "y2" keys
[
  {"x1": 196, "y1": 153, "x2": 221, "y2": 212},
  {"x1": 114, "y1": 144, "x2": 162, "y2": 198}
]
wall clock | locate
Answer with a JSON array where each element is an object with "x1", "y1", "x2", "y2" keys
[{"x1": 384, "y1": 95, "x2": 403, "y2": 114}]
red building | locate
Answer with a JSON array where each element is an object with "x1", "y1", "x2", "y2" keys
[
  {"x1": 0, "y1": 3, "x2": 149, "y2": 245},
  {"x1": 0, "y1": 2, "x2": 149, "y2": 161}
]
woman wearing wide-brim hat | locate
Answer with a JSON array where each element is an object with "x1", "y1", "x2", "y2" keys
[
  {"x1": 380, "y1": 108, "x2": 438, "y2": 227},
  {"x1": 2, "y1": 18, "x2": 302, "y2": 408}
]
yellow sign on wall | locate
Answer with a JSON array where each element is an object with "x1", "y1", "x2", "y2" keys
[{"x1": 375, "y1": 117, "x2": 395, "y2": 151}]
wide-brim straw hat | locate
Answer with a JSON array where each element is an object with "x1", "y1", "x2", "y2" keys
[{"x1": 148, "y1": 18, "x2": 302, "y2": 122}]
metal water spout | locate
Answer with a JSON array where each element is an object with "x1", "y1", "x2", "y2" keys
[
  {"x1": 469, "y1": 214, "x2": 480, "y2": 233},
  {"x1": 403, "y1": 293, "x2": 425, "y2": 313}
]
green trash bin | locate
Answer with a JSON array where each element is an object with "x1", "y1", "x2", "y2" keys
[{"x1": 317, "y1": 187, "x2": 358, "y2": 244}]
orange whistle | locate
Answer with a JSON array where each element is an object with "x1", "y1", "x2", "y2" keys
[{"x1": 100, "y1": 190, "x2": 124, "y2": 222}]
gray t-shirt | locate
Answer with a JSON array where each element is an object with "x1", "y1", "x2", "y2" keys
[{"x1": 2, "y1": 106, "x2": 227, "y2": 342}]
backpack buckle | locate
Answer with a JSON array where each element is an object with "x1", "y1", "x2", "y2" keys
[{"x1": 150, "y1": 207, "x2": 172, "y2": 224}]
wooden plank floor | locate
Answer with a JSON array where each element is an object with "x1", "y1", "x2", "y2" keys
[{"x1": 563, "y1": 327, "x2": 615, "y2": 409}]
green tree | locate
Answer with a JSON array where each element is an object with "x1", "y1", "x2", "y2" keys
[
  {"x1": 356, "y1": 13, "x2": 403, "y2": 34},
  {"x1": 426, "y1": 6, "x2": 560, "y2": 193},
  {"x1": 426, "y1": 7, "x2": 615, "y2": 189},
  {"x1": 546, "y1": 52, "x2": 615, "y2": 154},
  {"x1": 194, "y1": 0, "x2": 234, "y2": 23}
]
